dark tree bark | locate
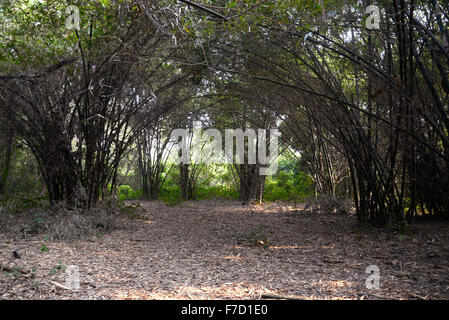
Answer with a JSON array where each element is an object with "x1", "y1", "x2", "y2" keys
[{"x1": 0, "y1": 128, "x2": 15, "y2": 195}]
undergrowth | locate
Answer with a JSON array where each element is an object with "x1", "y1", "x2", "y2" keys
[{"x1": 0, "y1": 196, "x2": 141, "y2": 240}]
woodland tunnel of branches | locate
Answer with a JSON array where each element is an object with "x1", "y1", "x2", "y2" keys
[{"x1": 1, "y1": 0, "x2": 449, "y2": 227}]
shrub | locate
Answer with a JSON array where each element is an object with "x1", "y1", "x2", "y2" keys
[{"x1": 117, "y1": 185, "x2": 139, "y2": 201}]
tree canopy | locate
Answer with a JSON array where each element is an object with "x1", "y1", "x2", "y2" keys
[{"x1": 1, "y1": 0, "x2": 448, "y2": 226}]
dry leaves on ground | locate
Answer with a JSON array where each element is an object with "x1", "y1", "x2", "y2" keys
[{"x1": 1, "y1": 200, "x2": 449, "y2": 300}]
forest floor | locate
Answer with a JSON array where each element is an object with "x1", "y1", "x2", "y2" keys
[{"x1": 1, "y1": 200, "x2": 449, "y2": 300}]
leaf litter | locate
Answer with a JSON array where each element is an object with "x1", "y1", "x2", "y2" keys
[{"x1": 1, "y1": 200, "x2": 449, "y2": 300}]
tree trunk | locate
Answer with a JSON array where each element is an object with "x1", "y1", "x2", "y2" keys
[
  {"x1": 0, "y1": 133, "x2": 15, "y2": 195},
  {"x1": 180, "y1": 163, "x2": 189, "y2": 200},
  {"x1": 238, "y1": 163, "x2": 265, "y2": 204}
]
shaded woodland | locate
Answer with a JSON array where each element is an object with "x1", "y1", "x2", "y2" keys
[{"x1": 1, "y1": 0, "x2": 449, "y2": 300}]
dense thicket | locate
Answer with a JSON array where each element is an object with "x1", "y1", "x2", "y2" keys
[{"x1": 1, "y1": 0, "x2": 448, "y2": 226}]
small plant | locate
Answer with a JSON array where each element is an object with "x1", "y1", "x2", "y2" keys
[
  {"x1": 21, "y1": 196, "x2": 49, "y2": 211},
  {"x1": 2, "y1": 267, "x2": 24, "y2": 277},
  {"x1": 31, "y1": 213, "x2": 46, "y2": 233},
  {"x1": 0, "y1": 196, "x2": 49, "y2": 215},
  {"x1": 387, "y1": 220, "x2": 414, "y2": 237},
  {"x1": 55, "y1": 262, "x2": 65, "y2": 271},
  {"x1": 165, "y1": 197, "x2": 183, "y2": 206},
  {"x1": 40, "y1": 234, "x2": 50, "y2": 252},
  {"x1": 49, "y1": 263, "x2": 65, "y2": 275},
  {"x1": 0, "y1": 198, "x2": 21, "y2": 215}
]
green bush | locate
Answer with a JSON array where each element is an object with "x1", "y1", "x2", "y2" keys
[
  {"x1": 263, "y1": 170, "x2": 314, "y2": 202},
  {"x1": 0, "y1": 195, "x2": 49, "y2": 215},
  {"x1": 159, "y1": 184, "x2": 181, "y2": 205},
  {"x1": 195, "y1": 185, "x2": 239, "y2": 200},
  {"x1": 117, "y1": 185, "x2": 139, "y2": 201}
]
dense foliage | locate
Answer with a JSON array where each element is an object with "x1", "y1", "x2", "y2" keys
[{"x1": 1, "y1": 0, "x2": 449, "y2": 226}]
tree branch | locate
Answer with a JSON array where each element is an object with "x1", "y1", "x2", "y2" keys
[
  {"x1": 178, "y1": 0, "x2": 228, "y2": 20},
  {"x1": 0, "y1": 58, "x2": 78, "y2": 80}
]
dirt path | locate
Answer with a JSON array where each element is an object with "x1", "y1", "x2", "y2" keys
[{"x1": 1, "y1": 200, "x2": 449, "y2": 299}]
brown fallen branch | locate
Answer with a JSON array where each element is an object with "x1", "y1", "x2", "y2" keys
[
  {"x1": 260, "y1": 293, "x2": 304, "y2": 300},
  {"x1": 408, "y1": 292, "x2": 430, "y2": 300},
  {"x1": 48, "y1": 280, "x2": 72, "y2": 291}
]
